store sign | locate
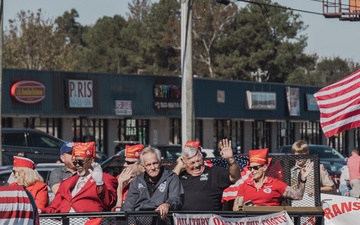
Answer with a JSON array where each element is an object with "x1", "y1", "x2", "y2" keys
[
  {"x1": 10, "y1": 80, "x2": 45, "y2": 104},
  {"x1": 246, "y1": 91, "x2": 276, "y2": 110},
  {"x1": 115, "y1": 100, "x2": 132, "y2": 115},
  {"x1": 153, "y1": 84, "x2": 181, "y2": 110},
  {"x1": 217, "y1": 90, "x2": 225, "y2": 103},
  {"x1": 68, "y1": 80, "x2": 93, "y2": 108},
  {"x1": 306, "y1": 93, "x2": 319, "y2": 111},
  {"x1": 286, "y1": 87, "x2": 300, "y2": 116}
]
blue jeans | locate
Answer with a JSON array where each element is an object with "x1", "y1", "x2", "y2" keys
[{"x1": 339, "y1": 183, "x2": 350, "y2": 196}]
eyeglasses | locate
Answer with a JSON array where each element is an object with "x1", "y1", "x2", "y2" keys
[
  {"x1": 73, "y1": 159, "x2": 91, "y2": 167},
  {"x1": 125, "y1": 160, "x2": 137, "y2": 165},
  {"x1": 247, "y1": 165, "x2": 264, "y2": 171}
]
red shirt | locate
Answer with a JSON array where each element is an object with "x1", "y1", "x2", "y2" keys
[
  {"x1": 348, "y1": 154, "x2": 360, "y2": 180},
  {"x1": 237, "y1": 176, "x2": 288, "y2": 206}
]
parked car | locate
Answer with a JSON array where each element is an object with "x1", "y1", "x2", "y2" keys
[
  {"x1": 1, "y1": 128, "x2": 107, "y2": 165},
  {"x1": 2, "y1": 128, "x2": 64, "y2": 165},
  {"x1": 278, "y1": 144, "x2": 346, "y2": 192},
  {"x1": 277, "y1": 144, "x2": 346, "y2": 162}
]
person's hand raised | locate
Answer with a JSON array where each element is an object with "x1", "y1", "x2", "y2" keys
[
  {"x1": 300, "y1": 161, "x2": 314, "y2": 181},
  {"x1": 88, "y1": 163, "x2": 104, "y2": 186},
  {"x1": 218, "y1": 139, "x2": 234, "y2": 160},
  {"x1": 118, "y1": 167, "x2": 135, "y2": 186}
]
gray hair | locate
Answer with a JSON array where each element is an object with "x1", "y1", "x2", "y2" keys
[
  {"x1": 140, "y1": 146, "x2": 162, "y2": 165},
  {"x1": 182, "y1": 146, "x2": 202, "y2": 159}
]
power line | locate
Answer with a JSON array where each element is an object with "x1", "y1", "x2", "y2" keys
[{"x1": 237, "y1": 0, "x2": 324, "y2": 16}]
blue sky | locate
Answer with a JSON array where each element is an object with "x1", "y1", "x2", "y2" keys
[{"x1": 4, "y1": 0, "x2": 360, "y2": 63}]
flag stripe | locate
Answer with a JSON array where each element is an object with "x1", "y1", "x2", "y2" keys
[{"x1": 314, "y1": 69, "x2": 360, "y2": 137}]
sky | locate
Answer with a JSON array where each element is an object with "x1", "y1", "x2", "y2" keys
[{"x1": 4, "y1": 0, "x2": 360, "y2": 63}]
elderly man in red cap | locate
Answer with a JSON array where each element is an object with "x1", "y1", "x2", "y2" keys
[
  {"x1": 233, "y1": 148, "x2": 313, "y2": 210},
  {"x1": 42, "y1": 142, "x2": 117, "y2": 224},
  {"x1": 173, "y1": 139, "x2": 240, "y2": 211},
  {"x1": 115, "y1": 144, "x2": 144, "y2": 209}
]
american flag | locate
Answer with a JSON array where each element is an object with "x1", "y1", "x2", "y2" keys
[
  {"x1": 314, "y1": 69, "x2": 360, "y2": 138},
  {"x1": 0, "y1": 186, "x2": 39, "y2": 225}
]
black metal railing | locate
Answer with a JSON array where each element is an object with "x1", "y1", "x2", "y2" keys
[{"x1": 39, "y1": 208, "x2": 324, "y2": 225}]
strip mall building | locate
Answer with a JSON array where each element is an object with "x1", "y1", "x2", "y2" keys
[{"x1": 2, "y1": 69, "x2": 357, "y2": 157}]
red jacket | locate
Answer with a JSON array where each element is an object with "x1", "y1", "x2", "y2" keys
[
  {"x1": 10, "y1": 181, "x2": 49, "y2": 210},
  {"x1": 43, "y1": 172, "x2": 117, "y2": 213}
]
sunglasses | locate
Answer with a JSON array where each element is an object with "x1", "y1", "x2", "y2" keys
[
  {"x1": 125, "y1": 160, "x2": 137, "y2": 165},
  {"x1": 73, "y1": 159, "x2": 91, "y2": 167},
  {"x1": 247, "y1": 165, "x2": 264, "y2": 171}
]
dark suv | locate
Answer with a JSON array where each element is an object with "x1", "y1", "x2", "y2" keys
[
  {"x1": 1, "y1": 128, "x2": 108, "y2": 165},
  {"x1": 1, "y1": 128, "x2": 64, "y2": 165}
]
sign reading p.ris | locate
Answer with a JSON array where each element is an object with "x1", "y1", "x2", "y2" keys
[{"x1": 68, "y1": 80, "x2": 93, "y2": 108}]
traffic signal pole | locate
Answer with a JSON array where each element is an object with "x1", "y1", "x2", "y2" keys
[
  {"x1": 0, "y1": 0, "x2": 3, "y2": 166},
  {"x1": 181, "y1": 0, "x2": 195, "y2": 146}
]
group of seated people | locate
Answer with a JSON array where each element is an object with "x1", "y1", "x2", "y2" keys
[{"x1": 6, "y1": 139, "x2": 334, "y2": 224}]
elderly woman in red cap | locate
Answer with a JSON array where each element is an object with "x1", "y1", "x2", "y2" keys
[
  {"x1": 10, "y1": 156, "x2": 49, "y2": 209},
  {"x1": 115, "y1": 144, "x2": 144, "y2": 209},
  {"x1": 233, "y1": 148, "x2": 313, "y2": 210}
]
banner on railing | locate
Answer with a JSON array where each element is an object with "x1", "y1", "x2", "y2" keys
[
  {"x1": 173, "y1": 210, "x2": 294, "y2": 225},
  {"x1": 322, "y1": 193, "x2": 360, "y2": 225}
]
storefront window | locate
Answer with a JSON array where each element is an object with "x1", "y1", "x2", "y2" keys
[
  {"x1": 72, "y1": 118, "x2": 105, "y2": 153},
  {"x1": 328, "y1": 131, "x2": 347, "y2": 155},
  {"x1": 300, "y1": 121, "x2": 321, "y2": 144},
  {"x1": 354, "y1": 128, "x2": 360, "y2": 149},
  {"x1": 117, "y1": 119, "x2": 148, "y2": 145},
  {"x1": 195, "y1": 120, "x2": 203, "y2": 145},
  {"x1": 170, "y1": 119, "x2": 181, "y2": 145},
  {"x1": 1, "y1": 118, "x2": 12, "y2": 128},
  {"x1": 252, "y1": 121, "x2": 270, "y2": 149},
  {"x1": 214, "y1": 120, "x2": 243, "y2": 153},
  {"x1": 276, "y1": 121, "x2": 295, "y2": 148},
  {"x1": 23, "y1": 118, "x2": 61, "y2": 139}
]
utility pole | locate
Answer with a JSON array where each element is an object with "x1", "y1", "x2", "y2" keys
[
  {"x1": 0, "y1": 0, "x2": 3, "y2": 166},
  {"x1": 181, "y1": 0, "x2": 194, "y2": 146}
]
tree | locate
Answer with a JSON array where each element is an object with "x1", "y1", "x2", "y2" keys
[
  {"x1": 74, "y1": 15, "x2": 128, "y2": 73},
  {"x1": 211, "y1": 0, "x2": 312, "y2": 82},
  {"x1": 316, "y1": 57, "x2": 353, "y2": 85},
  {"x1": 192, "y1": 0, "x2": 238, "y2": 78},
  {"x1": 127, "y1": 0, "x2": 152, "y2": 21},
  {"x1": 133, "y1": 0, "x2": 181, "y2": 75},
  {"x1": 55, "y1": 9, "x2": 86, "y2": 45},
  {"x1": 4, "y1": 9, "x2": 75, "y2": 70}
]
